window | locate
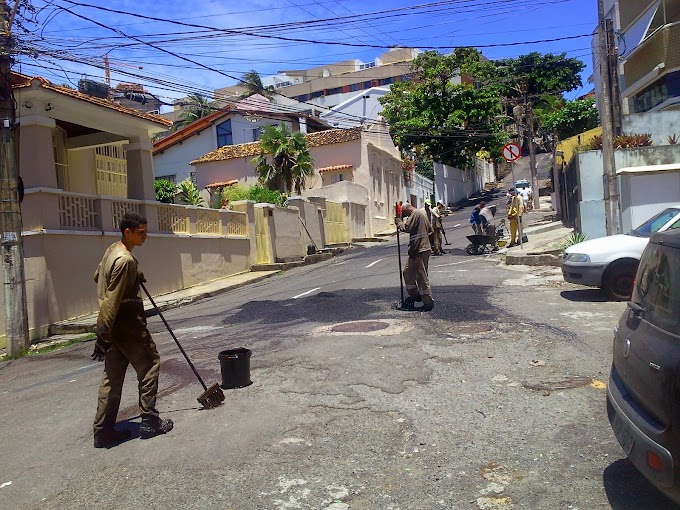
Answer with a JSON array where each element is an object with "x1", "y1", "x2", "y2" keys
[
  {"x1": 379, "y1": 77, "x2": 394, "y2": 86},
  {"x1": 350, "y1": 83, "x2": 360, "y2": 92},
  {"x1": 359, "y1": 62, "x2": 376, "y2": 70},
  {"x1": 156, "y1": 174, "x2": 176, "y2": 183},
  {"x1": 363, "y1": 81, "x2": 372, "y2": 90},
  {"x1": 632, "y1": 71, "x2": 680, "y2": 113},
  {"x1": 189, "y1": 171, "x2": 196, "y2": 185},
  {"x1": 635, "y1": 244, "x2": 680, "y2": 332},
  {"x1": 631, "y1": 208, "x2": 680, "y2": 237},
  {"x1": 252, "y1": 127, "x2": 264, "y2": 141},
  {"x1": 311, "y1": 91, "x2": 324, "y2": 99},
  {"x1": 275, "y1": 81, "x2": 292, "y2": 88},
  {"x1": 216, "y1": 119, "x2": 233, "y2": 147},
  {"x1": 296, "y1": 94, "x2": 309, "y2": 102},
  {"x1": 328, "y1": 87, "x2": 343, "y2": 95}
]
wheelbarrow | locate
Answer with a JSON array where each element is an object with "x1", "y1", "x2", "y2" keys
[{"x1": 465, "y1": 234, "x2": 498, "y2": 255}]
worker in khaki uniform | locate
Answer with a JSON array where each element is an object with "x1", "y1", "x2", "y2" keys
[
  {"x1": 92, "y1": 212, "x2": 173, "y2": 448},
  {"x1": 507, "y1": 188, "x2": 525, "y2": 246},
  {"x1": 396, "y1": 204, "x2": 435, "y2": 311}
]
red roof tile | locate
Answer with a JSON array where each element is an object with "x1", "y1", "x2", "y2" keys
[
  {"x1": 205, "y1": 179, "x2": 239, "y2": 189},
  {"x1": 191, "y1": 127, "x2": 362, "y2": 165},
  {"x1": 318, "y1": 164, "x2": 353, "y2": 173}
]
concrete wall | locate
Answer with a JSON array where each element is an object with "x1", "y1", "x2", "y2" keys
[
  {"x1": 271, "y1": 206, "x2": 306, "y2": 262},
  {"x1": 434, "y1": 162, "x2": 482, "y2": 206},
  {"x1": 195, "y1": 157, "x2": 260, "y2": 191},
  {"x1": 288, "y1": 197, "x2": 325, "y2": 249},
  {"x1": 2, "y1": 231, "x2": 250, "y2": 344},
  {"x1": 623, "y1": 111, "x2": 680, "y2": 145},
  {"x1": 405, "y1": 172, "x2": 433, "y2": 208},
  {"x1": 619, "y1": 171, "x2": 680, "y2": 233}
]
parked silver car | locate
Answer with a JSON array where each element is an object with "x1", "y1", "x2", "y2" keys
[{"x1": 607, "y1": 229, "x2": 680, "y2": 503}]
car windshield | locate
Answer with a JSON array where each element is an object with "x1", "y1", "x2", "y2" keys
[{"x1": 629, "y1": 208, "x2": 680, "y2": 237}]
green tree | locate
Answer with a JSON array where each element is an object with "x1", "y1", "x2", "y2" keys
[
  {"x1": 539, "y1": 97, "x2": 599, "y2": 140},
  {"x1": 172, "y1": 93, "x2": 217, "y2": 132},
  {"x1": 379, "y1": 49, "x2": 507, "y2": 169},
  {"x1": 251, "y1": 124, "x2": 314, "y2": 195},
  {"x1": 177, "y1": 179, "x2": 205, "y2": 206},
  {"x1": 154, "y1": 179, "x2": 177, "y2": 203},
  {"x1": 238, "y1": 70, "x2": 275, "y2": 100},
  {"x1": 491, "y1": 52, "x2": 585, "y2": 103}
]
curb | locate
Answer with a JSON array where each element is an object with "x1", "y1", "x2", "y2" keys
[
  {"x1": 505, "y1": 252, "x2": 561, "y2": 267},
  {"x1": 48, "y1": 270, "x2": 284, "y2": 336}
]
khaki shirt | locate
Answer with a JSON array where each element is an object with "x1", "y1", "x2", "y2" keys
[
  {"x1": 94, "y1": 242, "x2": 146, "y2": 341},
  {"x1": 397, "y1": 208, "x2": 433, "y2": 257},
  {"x1": 509, "y1": 195, "x2": 525, "y2": 218}
]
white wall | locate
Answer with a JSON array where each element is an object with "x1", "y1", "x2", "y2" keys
[
  {"x1": 154, "y1": 129, "x2": 216, "y2": 183},
  {"x1": 619, "y1": 171, "x2": 680, "y2": 233},
  {"x1": 320, "y1": 88, "x2": 389, "y2": 129},
  {"x1": 434, "y1": 162, "x2": 482, "y2": 207}
]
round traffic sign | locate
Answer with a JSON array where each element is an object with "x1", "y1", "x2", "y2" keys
[{"x1": 501, "y1": 142, "x2": 521, "y2": 163}]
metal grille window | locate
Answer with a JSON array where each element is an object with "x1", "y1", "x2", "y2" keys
[{"x1": 95, "y1": 144, "x2": 128, "y2": 198}]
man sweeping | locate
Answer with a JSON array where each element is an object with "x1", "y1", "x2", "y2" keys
[
  {"x1": 395, "y1": 204, "x2": 435, "y2": 311},
  {"x1": 91, "y1": 212, "x2": 173, "y2": 448}
]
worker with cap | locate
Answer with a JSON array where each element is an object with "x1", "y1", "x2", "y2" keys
[
  {"x1": 431, "y1": 200, "x2": 445, "y2": 255},
  {"x1": 395, "y1": 204, "x2": 435, "y2": 311}
]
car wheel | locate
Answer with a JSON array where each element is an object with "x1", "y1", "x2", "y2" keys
[{"x1": 604, "y1": 261, "x2": 638, "y2": 301}]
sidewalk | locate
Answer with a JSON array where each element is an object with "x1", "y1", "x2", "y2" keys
[{"x1": 499, "y1": 196, "x2": 573, "y2": 266}]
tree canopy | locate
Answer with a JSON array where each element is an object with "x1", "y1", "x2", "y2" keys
[
  {"x1": 379, "y1": 49, "x2": 507, "y2": 169},
  {"x1": 538, "y1": 97, "x2": 599, "y2": 140},
  {"x1": 251, "y1": 124, "x2": 314, "y2": 195},
  {"x1": 379, "y1": 50, "x2": 588, "y2": 167}
]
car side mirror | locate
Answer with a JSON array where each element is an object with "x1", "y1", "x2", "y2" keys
[{"x1": 627, "y1": 301, "x2": 645, "y2": 320}]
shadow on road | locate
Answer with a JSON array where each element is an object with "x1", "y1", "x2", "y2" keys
[
  {"x1": 560, "y1": 289, "x2": 611, "y2": 303},
  {"x1": 603, "y1": 458, "x2": 680, "y2": 509}
]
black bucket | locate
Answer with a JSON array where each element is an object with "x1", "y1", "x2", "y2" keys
[{"x1": 218, "y1": 348, "x2": 252, "y2": 389}]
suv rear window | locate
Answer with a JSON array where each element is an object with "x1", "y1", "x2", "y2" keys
[{"x1": 633, "y1": 243, "x2": 680, "y2": 334}]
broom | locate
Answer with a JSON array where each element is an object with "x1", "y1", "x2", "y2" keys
[{"x1": 140, "y1": 282, "x2": 225, "y2": 409}]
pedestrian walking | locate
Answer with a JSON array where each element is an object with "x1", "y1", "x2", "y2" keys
[
  {"x1": 91, "y1": 212, "x2": 174, "y2": 448},
  {"x1": 395, "y1": 204, "x2": 435, "y2": 311}
]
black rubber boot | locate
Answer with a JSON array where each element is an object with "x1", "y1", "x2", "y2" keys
[
  {"x1": 140, "y1": 418, "x2": 174, "y2": 440},
  {"x1": 94, "y1": 428, "x2": 132, "y2": 448},
  {"x1": 421, "y1": 295, "x2": 435, "y2": 312}
]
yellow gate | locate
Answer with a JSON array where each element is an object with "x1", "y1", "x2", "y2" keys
[
  {"x1": 254, "y1": 207, "x2": 273, "y2": 264},
  {"x1": 326, "y1": 201, "x2": 348, "y2": 244}
]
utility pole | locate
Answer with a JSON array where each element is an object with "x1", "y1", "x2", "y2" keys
[
  {"x1": 606, "y1": 18, "x2": 622, "y2": 135},
  {"x1": 1, "y1": 0, "x2": 30, "y2": 356},
  {"x1": 525, "y1": 101, "x2": 540, "y2": 211},
  {"x1": 598, "y1": 0, "x2": 621, "y2": 235}
]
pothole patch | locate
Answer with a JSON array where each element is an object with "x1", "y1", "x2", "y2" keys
[
  {"x1": 312, "y1": 319, "x2": 413, "y2": 337},
  {"x1": 522, "y1": 376, "x2": 592, "y2": 392},
  {"x1": 445, "y1": 322, "x2": 496, "y2": 336}
]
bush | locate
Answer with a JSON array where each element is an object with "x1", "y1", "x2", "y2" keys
[
  {"x1": 177, "y1": 179, "x2": 205, "y2": 206},
  {"x1": 586, "y1": 133, "x2": 653, "y2": 151},
  {"x1": 221, "y1": 184, "x2": 287, "y2": 207},
  {"x1": 154, "y1": 179, "x2": 177, "y2": 203}
]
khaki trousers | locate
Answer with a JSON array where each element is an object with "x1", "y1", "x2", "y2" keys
[
  {"x1": 93, "y1": 328, "x2": 161, "y2": 433},
  {"x1": 509, "y1": 216, "x2": 522, "y2": 244},
  {"x1": 403, "y1": 251, "x2": 431, "y2": 297},
  {"x1": 433, "y1": 228, "x2": 443, "y2": 254}
]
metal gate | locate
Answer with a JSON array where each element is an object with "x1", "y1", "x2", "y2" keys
[
  {"x1": 326, "y1": 201, "x2": 348, "y2": 244},
  {"x1": 254, "y1": 207, "x2": 273, "y2": 264}
]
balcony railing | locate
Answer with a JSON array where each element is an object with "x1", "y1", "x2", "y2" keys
[
  {"x1": 623, "y1": 22, "x2": 680, "y2": 91},
  {"x1": 22, "y1": 188, "x2": 248, "y2": 238}
]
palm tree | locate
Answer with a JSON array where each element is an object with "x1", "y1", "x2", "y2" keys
[
  {"x1": 238, "y1": 70, "x2": 275, "y2": 100},
  {"x1": 171, "y1": 93, "x2": 217, "y2": 132},
  {"x1": 251, "y1": 125, "x2": 315, "y2": 195}
]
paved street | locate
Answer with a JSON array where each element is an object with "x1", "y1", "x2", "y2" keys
[{"x1": 1, "y1": 211, "x2": 677, "y2": 509}]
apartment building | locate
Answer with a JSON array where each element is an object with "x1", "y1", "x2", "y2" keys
[
  {"x1": 602, "y1": 0, "x2": 680, "y2": 114},
  {"x1": 214, "y1": 47, "x2": 420, "y2": 111}
]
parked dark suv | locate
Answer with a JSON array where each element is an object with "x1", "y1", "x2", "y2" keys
[{"x1": 607, "y1": 229, "x2": 680, "y2": 502}]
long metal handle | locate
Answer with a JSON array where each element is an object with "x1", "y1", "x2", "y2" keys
[
  {"x1": 140, "y1": 282, "x2": 207, "y2": 391},
  {"x1": 396, "y1": 225, "x2": 404, "y2": 305}
]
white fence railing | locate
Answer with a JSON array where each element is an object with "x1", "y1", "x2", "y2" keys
[{"x1": 23, "y1": 188, "x2": 248, "y2": 238}]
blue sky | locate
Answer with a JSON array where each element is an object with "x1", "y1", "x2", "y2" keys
[{"x1": 15, "y1": 0, "x2": 598, "y2": 107}]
